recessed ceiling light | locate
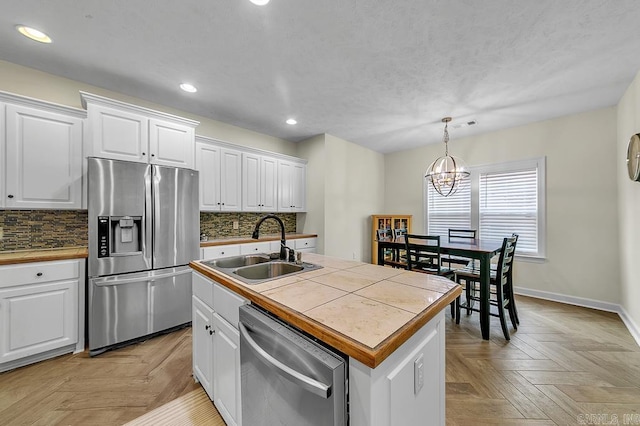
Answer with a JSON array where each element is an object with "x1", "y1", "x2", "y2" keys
[
  {"x1": 286, "y1": 118, "x2": 297, "y2": 125},
  {"x1": 179, "y1": 83, "x2": 197, "y2": 93},
  {"x1": 16, "y1": 25, "x2": 52, "y2": 43},
  {"x1": 250, "y1": 0, "x2": 270, "y2": 5}
]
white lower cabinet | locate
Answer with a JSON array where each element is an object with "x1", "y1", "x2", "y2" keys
[
  {"x1": 201, "y1": 244, "x2": 241, "y2": 260},
  {"x1": 192, "y1": 271, "x2": 247, "y2": 426},
  {"x1": 212, "y1": 312, "x2": 241, "y2": 426},
  {"x1": 0, "y1": 259, "x2": 85, "y2": 372}
]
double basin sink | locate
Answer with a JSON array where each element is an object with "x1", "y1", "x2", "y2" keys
[{"x1": 202, "y1": 253, "x2": 322, "y2": 285}]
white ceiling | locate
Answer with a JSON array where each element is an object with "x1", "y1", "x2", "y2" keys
[{"x1": 2, "y1": 1, "x2": 640, "y2": 153}]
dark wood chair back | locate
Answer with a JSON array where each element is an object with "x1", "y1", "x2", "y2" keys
[
  {"x1": 448, "y1": 229, "x2": 477, "y2": 243},
  {"x1": 405, "y1": 234, "x2": 449, "y2": 275},
  {"x1": 393, "y1": 227, "x2": 407, "y2": 240}
]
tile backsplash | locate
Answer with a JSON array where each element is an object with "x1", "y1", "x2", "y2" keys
[
  {"x1": 200, "y1": 212, "x2": 296, "y2": 239},
  {"x1": 0, "y1": 210, "x2": 296, "y2": 252},
  {"x1": 0, "y1": 210, "x2": 88, "y2": 251}
]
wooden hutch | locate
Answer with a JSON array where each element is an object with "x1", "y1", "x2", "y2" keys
[{"x1": 370, "y1": 214, "x2": 412, "y2": 265}]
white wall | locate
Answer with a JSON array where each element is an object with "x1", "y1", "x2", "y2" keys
[
  {"x1": 385, "y1": 108, "x2": 620, "y2": 304},
  {"x1": 0, "y1": 60, "x2": 297, "y2": 156},
  {"x1": 297, "y1": 134, "x2": 385, "y2": 262},
  {"x1": 325, "y1": 134, "x2": 385, "y2": 262},
  {"x1": 617, "y1": 70, "x2": 640, "y2": 333},
  {"x1": 296, "y1": 134, "x2": 327, "y2": 253}
]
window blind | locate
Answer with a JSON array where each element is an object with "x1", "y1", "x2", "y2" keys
[
  {"x1": 479, "y1": 168, "x2": 538, "y2": 254},
  {"x1": 427, "y1": 181, "x2": 471, "y2": 238}
]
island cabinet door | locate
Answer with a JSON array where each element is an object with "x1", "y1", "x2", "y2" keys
[
  {"x1": 349, "y1": 310, "x2": 445, "y2": 426},
  {"x1": 212, "y1": 312, "x2": 242, "y2": 426},
  {"x1": 192, "y1": 295, "x2": 214, "y2": 400}
]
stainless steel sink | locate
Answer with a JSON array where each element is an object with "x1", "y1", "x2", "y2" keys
[
  {"x1": 201, "y1": 253, "x2": 322, "y2": 285},
  {"x1": 202, "y1": 254, "x2": 271, "y2": 269},
  {"x1": 233, "y1": 262, "x2": 303, "y2": 280}
]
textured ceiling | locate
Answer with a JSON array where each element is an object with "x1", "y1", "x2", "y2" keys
[{"x1": 1, "y1": 1, "x2": 640, "y2": 153}]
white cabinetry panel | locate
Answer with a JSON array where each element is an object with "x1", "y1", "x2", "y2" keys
[
  {"x1": 192, "y1": 294, "x2": 214, "y2": 400},
  {"x1": 195, "y1": 137, "x2": 241, "y2": 212},
  {"x1": 149, "y1": 118, "x2": 195, "y2": 169},
  {"x1": 88, "y1": 104, "x2": 148, "y2": 163},
  {"x1": 213, "y1": 312, "x2": 241, "y2": 426},
  {"x1": 242, "y1": 153, "x2": 277, "y2": 212},
  {"x1": 4, "y1": 104, "x2": 83, "y2": 209},
  {"x1": 277, "y1": 160, "x2": 306, "y2": 212},
  {"x1": 81, "y1": 92, "x2": 198, "y2": 168}
]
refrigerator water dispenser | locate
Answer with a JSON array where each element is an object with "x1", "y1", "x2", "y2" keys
[{"x1": 97, "y1": 215, "x2": 142, "y2": 257}]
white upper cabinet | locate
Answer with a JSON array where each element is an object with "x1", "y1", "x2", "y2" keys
[
  {"x1": 81, "y1": 92, "x2": 198, "y2": 169},
  {"x1": 242, "y1": 153, "x2": 277, "y2": 212},
  {"x1": 1, "y1": 95, "x2": 84, "y2": 209},
  {"x1": 278, "y1": 159, "x2": 306, "y2": 212},
  {"x1": 196, "y1": 137, "x2": 241, "y2": 212}
]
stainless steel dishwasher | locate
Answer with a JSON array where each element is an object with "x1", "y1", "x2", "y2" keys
[{"x1": 239, "y1": 304, "x2": 348, "y2": 426}]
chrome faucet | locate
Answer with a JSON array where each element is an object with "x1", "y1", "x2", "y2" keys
[{"x1": 252, "y1": 214, "x2": 293, "y2": 261}]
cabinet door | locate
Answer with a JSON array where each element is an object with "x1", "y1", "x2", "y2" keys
[
  {"x1": 0, "y1": 280, "x2": 78, "y2": 363},
  {"x1": 220, "y1": 148, "x2": 242, "y2": 211},
  {"x1": 291, "y1": 162, "x2": 306, "y2": 212},
  {"x1": 242, "y1": 153, "x2": 261, "y2": 212},
  {"x1": 5, "y1": 104, "x2": 83, "y2": 209},
  {"x1": 192, "y1": 295, "x2": 214, "y2": 400},
  {"x1": 149, "y1": 118, "x2": 195, "y2": 169},
  {"x1": 0, "y1": 103, "x2": 5, "y2": 207},
  {"x1": 277, "y1": 160, "x2": 293, "y2": 212},
  {"x1": 87, "y1": 104, "x2": 148, "y2": 163},
  {"x1": 196, "y1": 142, "x2": 221, "y2": 211},
  {"x1": 213, "y1": 313, "x2": 242, "y2": 426},
  {"x1": 260, "y1": 156, "x2": 278, "y2": 212}
]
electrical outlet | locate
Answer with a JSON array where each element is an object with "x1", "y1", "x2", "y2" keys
[
  {"x1": 414, "y1": 354, "x2": 424, "y2": 394},
  {"x1": 233, "y1": 221, "x2": 239, "y2": 230}
]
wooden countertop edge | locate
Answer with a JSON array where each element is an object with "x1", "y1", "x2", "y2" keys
[
  {"x1": 0, "y1": 248, "x2": 88, "y2": 265},
  {"x1": 190, "y1": 261, "x2": 461, "y2": 369},
  {"x1": 200, "y1": 233, "x2": 317, "y2": 247}
]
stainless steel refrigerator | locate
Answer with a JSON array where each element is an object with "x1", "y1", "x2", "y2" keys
[{"x1": 87, "y1": 157, "x2": 199, "y2": 356}]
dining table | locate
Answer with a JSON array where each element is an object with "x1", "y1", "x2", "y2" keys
[{"x1": 376, "y1": 235, "x2": 504, "y2": 340}]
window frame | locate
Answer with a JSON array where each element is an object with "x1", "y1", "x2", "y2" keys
[{"x1": 424, "y1": 156, "x2": 546, "y2": 260}]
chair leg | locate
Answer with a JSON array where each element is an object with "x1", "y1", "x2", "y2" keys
[
  {"x1": 497, "y1": 288, "x2": 511, "y2": 341},
  {"x1": 465, "y1": 280, "x2": 473, "y2": 315},
  {"x1": 455, "y1": 296, "x2": 461, "y2": 325},
  {"x1": 450, "y1": 301, "x2": 455, "y2": 319},
  {"x1": 507, "y1": 298, "x2": 518, "y2": 330}
]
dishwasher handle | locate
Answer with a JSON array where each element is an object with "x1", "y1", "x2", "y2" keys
[{"x1": 239, "y1": 321, "x2": 332, "y2": 399}]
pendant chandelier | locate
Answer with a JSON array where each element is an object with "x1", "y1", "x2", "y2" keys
[{"x1": 425, "y1": 117, "x2": 470, "y2": 197}]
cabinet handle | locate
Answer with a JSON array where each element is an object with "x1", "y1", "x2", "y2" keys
[
  {"x1": 142, "y1": 152, "x2": 146, "y2": 156},
  {"x1": 221, "y1": 251, "x2": 225, "y2": 255},
  {"x1": 151, "y1": 154, "x2": 155, "y2": 157},
  {"x1": 36, "y1": 272, "x2": 43, "y2": 277},
  {"x1": 205, "y1": 325, "x2": 210, "y2": 330},
  {"x1": 209, "y1": 329, "x2": 215, "y2": 335},
  {"x1": 222, "y1": 203, "x2": 225, "y2": 205},
  {"x1": 7, "y1": 194, "x2": 14, "y2": 199}
]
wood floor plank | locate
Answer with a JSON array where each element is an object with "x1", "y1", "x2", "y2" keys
[{"x1": 1, "y1": 296, "x2": 639, "y2": 426}]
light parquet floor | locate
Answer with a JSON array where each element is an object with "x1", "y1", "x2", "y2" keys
[{"x1": 1, "y1": 296, "x2": 639, "y2": 425}]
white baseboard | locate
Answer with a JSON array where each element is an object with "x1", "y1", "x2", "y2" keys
[{"x1": 513, "y1": 286, "x2": 640, "y2": 347}]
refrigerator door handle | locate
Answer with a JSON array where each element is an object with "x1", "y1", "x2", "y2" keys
[{"x1": 92, "y1": 268, "x2": 191, "y2": 287}]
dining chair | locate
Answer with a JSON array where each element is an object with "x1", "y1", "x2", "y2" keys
[
  {"x1": 442, "y1": 229, "x2": 477, "y2": 268},
  {"x1": 404, "y1": 234, "x2": 456, "y2": 316},
  {"x1": 377, "y1": 228, "x2": 404, "y2": 268},
  {"x1": 393, "y1": 228, "x2": 408, "y2": 262},
  {"x1": 454, "y1": 235, "x2": 518, "y2": 340}
]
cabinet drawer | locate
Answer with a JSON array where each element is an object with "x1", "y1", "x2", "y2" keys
[
  {"x1": 269, "y1": 240, "x2": 294, "y2": 252},
  {"x1": 201, "y1": 245, "x2": 241, "y2": 260},
  {"x1": 0, "y1": 260, "x2": 80, "y2": 289},
  {"x1": 294, "y1": 238, "x2": 316, "y2": 250},
  {"x1": 213, "y1": 283, "x2": 248, "y2": 327},
  {"x1": 192, "y1": 271, "x2": 213, "y2": 307},
  {"x1": 239, "y1": 242, "x2": 271, "y2": 255}
]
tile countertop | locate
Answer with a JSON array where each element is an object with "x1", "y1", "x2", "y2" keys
[
  {"x1": 190, "y1": 252, "x2": 461, "y2": 369},
  {"x1": 0, "y1": 247, "x2": 89, "y2": 265},
  {"x1": 199, "y1": 233, "x2": 317, "y2": 247}
]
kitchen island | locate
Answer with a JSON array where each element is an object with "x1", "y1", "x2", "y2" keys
[{"x1": 190, "y1": 252, "x2": 461, "y2": 426}]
